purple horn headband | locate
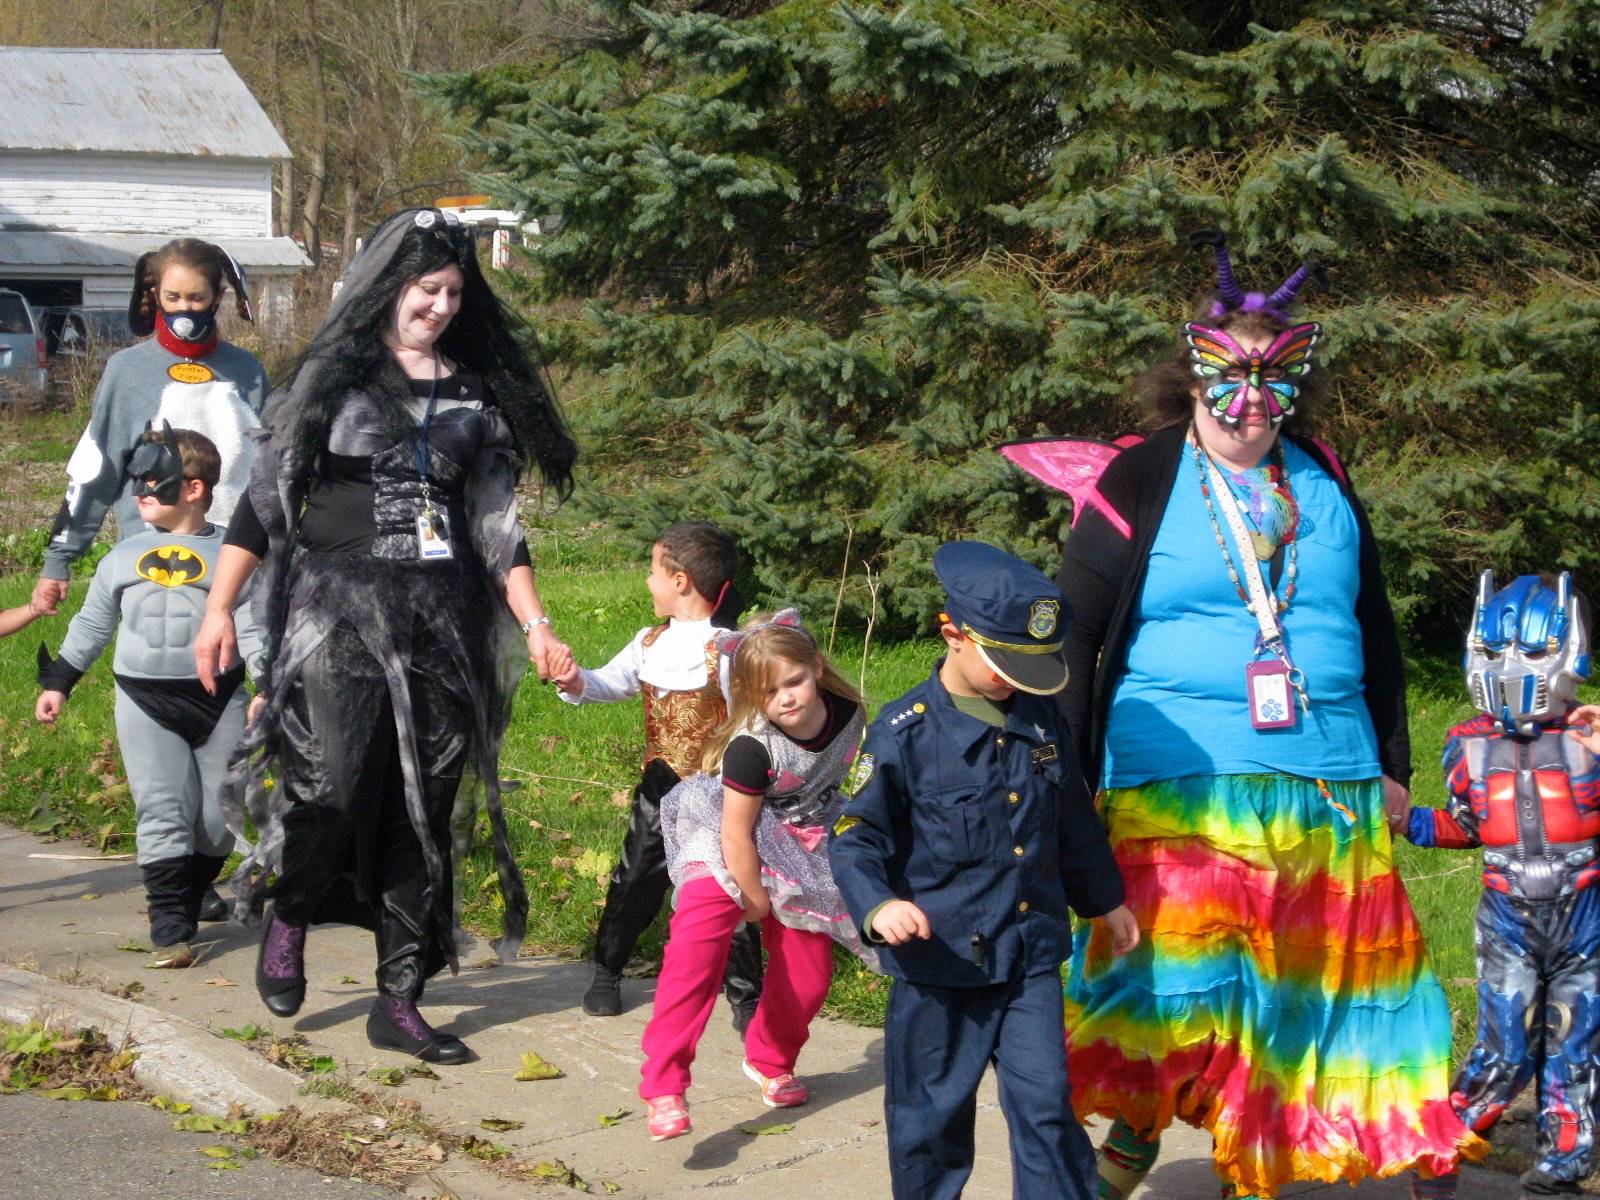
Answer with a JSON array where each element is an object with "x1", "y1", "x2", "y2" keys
[{"x1": 1188, "y1": 229, "x2": 1318, "y2": 320}]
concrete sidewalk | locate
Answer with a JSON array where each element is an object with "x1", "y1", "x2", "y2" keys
[{"x1": 0, "y1": 822, "x2": 1522, "y2": 1198}]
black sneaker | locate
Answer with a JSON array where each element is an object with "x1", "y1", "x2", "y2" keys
[
  {"x1": 582, "y1": 967, "x2": 622, "y2": 1016},
  {"x1": 731, "y1": 999, "x2": 758, "y2": 1037}
]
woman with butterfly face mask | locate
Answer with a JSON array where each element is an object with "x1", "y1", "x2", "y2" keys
[{"x1": 1050, "y1": 234, "x2": 1484, "y2": 1199}]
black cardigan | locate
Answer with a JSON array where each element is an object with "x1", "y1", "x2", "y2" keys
[{"x1": 1054, "y1": 425, "x2": 1410, "y2": 790}]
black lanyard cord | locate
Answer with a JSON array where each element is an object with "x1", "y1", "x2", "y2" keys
[{"x1": 413, "y1": 353, "x2": 441, "y2": 488}]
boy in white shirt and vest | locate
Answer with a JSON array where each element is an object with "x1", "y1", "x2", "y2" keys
[{"x1": 549, "y1": 522, "x2": 764, "y2": 1024}]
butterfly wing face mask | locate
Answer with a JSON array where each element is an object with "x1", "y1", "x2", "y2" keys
[{"x1": 1185, "y1": 322, "x2": 1321, "y2": 427}]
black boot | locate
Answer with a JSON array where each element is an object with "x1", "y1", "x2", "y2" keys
[
  {"x1": 582, "y1": 965, "x2": 623, "y2": 1017},
  {"x1": 724, "y1": 919, "x2": 765, "y2": 1033},
  {"x1": 369, "y1": 886, "x2": 468, "y2": 1065},
  {"x1": 142, "y1": 857, "x2": 197, "y2": 949},
  {"x1": 191, "y1": 854, "x2": 230, "y2": 922},
  {"x1": 255, "y1": 910, "x2": 307, "y2": 1017},
  {"x1": 366, "y1": 994, "x2": 469, "y2": 1065}
]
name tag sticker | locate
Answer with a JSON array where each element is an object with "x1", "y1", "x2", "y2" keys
[
  {"x1": 1030, "y1": 743, "x2": 1059, "y2": 765},
  {"x1": 167, "y1": 361, "x2": 215, "y2": 384}
]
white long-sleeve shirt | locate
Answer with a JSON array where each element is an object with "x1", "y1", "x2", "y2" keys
[{"x1": 559, "y1": 617, "x2": 731, "y2": 705}]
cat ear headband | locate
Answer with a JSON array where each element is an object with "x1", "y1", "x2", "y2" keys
[{"x1": 712, "y1": 607, "x2": 811, "y2": 660}]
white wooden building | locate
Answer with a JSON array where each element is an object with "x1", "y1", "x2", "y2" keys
[{"x1": 0, "y1": 47, "x2": 308, "y2": 329}]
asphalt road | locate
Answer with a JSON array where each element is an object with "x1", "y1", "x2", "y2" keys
[{"x1": 0, "y1": 1092, "x2": 398, "y2": 1200}]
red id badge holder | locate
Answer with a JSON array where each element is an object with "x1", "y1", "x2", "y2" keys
[{"x1": 1245, "y1": 658, "x2": 1297, "y2": 730}]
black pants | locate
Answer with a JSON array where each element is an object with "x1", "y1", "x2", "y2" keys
[
  {"x1": 594, "y1": 757, "x2": 763, "y2": 1009},
  {"x1": 272, "y1": 623, "x2": 471, "y2": 993}
]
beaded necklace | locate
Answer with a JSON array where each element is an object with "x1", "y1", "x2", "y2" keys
[{"x1": 1188, "y1": 426, "x2": 1298, "y2": 616}]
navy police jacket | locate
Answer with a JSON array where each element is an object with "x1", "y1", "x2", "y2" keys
[{"x1": 828, "y1": 662, "x2": 1125, "y2": 988}]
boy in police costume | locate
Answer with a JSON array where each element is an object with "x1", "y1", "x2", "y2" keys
[
  {"x1": 36, "y1": 426, "x2": 263, "y2": 969},
  {"x1": 830, "y1": 541, "x2": 1138, "y2": 1200}
]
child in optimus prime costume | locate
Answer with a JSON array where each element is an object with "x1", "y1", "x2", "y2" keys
[{"x1": 1406, "y1": 571, "x2": 1600, "y2": 1199}]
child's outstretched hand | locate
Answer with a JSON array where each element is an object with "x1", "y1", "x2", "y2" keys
[
  {"x1": 870, "y1": 899, "x2": 931, "y2": 946},
  {"x1": 35, "y1": 691, "x2": 65, "y2": 725},
  {"x1": 1101, "y1": 904, "x2": 1140, "y2": 956},
  {"x1": 1569, "y1": 705, "x2": 1600, "y2": 754},
  {"x1": 548, "y1": 642, "x2": 582, "y2": 695}
]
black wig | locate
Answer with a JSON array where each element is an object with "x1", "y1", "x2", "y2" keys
[{"x1": 277, "y1": 209, "x2": 577, "y2": 502}]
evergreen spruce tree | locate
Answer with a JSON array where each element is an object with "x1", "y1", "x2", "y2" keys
[{"x1": 427, "y1": 1, "x2": 1600, "y2": 643}]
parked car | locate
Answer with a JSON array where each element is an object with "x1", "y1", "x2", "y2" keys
[
  {"x1": 40, "y1": 306, "x2": 138, "y2": 405},
  {"x1": 40, "y1": 306, "x2": 136, "y2": 361},
  {"x1": 0, "y1": 288, "x2": 49, "y2": 404}
]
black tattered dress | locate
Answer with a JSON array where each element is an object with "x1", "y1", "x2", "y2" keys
[{"x1": 222, "y1": 372, "x2": 529, "y2": 994}]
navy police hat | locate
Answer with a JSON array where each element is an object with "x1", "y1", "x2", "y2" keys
[{"x1": 933, "y1": 541, "x2": 1070, "y2": 696}]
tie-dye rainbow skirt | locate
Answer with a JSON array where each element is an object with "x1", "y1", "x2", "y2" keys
[{"x1": 1064, "y1": 774, "x2": 1486, "y2": 1197}]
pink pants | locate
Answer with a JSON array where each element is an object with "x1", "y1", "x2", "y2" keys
[{"x1": 640, "y1": 875, "x2": 834, "y2": 1099}]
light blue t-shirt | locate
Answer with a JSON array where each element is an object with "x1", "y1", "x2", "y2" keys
[{"x1": 1101, "y1": 440, "x2": 1381, "y2": 788}]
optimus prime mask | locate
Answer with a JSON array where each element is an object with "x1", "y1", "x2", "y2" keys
[{"x1": 1466, "y1": 570, "x2": 1591, "y2": 736}]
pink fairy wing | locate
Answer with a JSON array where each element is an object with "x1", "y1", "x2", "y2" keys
[{"x1": 997, "y1": 436, "x2": 1139, "y2": 539}]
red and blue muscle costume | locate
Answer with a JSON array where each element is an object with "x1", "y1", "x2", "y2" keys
[{"x1": 1407, "y1": 709, "x2": 1600, "y2": 1192}]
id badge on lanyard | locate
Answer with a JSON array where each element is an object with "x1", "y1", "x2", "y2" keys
[
  {"x1": 1201, "y1": 447, "x2": 1310, "y2": 730},
  {"x1": 1245, "y1": 658, "x2": 1296, "y2": 729},
  {"x1": 414, "y1": 362, "x2": 453, "y2": 561},
  {"x1": 416, "y1": 507, "x2": 453, "y2": 560}
]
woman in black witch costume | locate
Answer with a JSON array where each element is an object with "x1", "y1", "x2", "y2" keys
[{"x1": 193, "y1": 208, "x2": 576, "y2": 1064}]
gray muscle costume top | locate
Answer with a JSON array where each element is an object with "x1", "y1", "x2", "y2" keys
[{"x1": 52, "y1": 524, "x2": 265, "y2": 682}]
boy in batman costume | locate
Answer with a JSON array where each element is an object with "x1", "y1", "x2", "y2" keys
[
  {"x1": 200, "y1": 209, "x2": 577, "y2": 1064},
  {"x1": 37, "y1": 425, "x2": 264, "y2": 968}
]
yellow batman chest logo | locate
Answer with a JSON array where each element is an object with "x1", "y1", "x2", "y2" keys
[{"x1": 135, "y1": 544, "x2": 208, "y2": 587}]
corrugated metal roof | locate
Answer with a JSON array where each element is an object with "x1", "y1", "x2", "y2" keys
[
  {"x1": 0, "y1": 48, "x2": 290, "y2": 159},
  {"x1": 0, "y1": 230, "x2": 310, "y2": 271}
]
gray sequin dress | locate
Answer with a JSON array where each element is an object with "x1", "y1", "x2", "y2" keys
[{"x1": 661, "y1": 704, "x2": 878, "y2": 968}]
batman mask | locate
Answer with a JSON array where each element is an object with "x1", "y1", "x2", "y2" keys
[{"x1": 128, "y1": 423, "x2": 184, "y2": 505}]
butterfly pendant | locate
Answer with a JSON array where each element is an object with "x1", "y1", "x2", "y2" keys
[{"x1": 1184, "y1": 322, "x2": 1321, "y2": 426}]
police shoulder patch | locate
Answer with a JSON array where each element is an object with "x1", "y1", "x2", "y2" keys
[{"x1": 844, "y1": 752, "x2": 876, "y2": 797}]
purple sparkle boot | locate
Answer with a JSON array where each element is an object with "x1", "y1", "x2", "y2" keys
[
  {"x1": 366, "y1": 994, "x2": 469, "y2": 1065},
  {"x1": 255, "y1": 911, "x2": 307, "y2": 1017}
]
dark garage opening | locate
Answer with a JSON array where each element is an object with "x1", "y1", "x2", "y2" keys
[{"x1": 0, "y1": 279, "x2": 83, "y2": 307}]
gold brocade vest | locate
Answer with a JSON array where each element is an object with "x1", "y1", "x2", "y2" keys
[{"x1": 640, "y1": 624, "x2": 727, "y2": 778}]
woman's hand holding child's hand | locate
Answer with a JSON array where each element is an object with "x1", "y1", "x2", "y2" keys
[
  {"x1": 35, "y1": 691, "x2": 64, "y2": 725},
  {"x1": 548, "y1": 643, "x2": 583, "y2": 695},
  {"x1": 526, "y1": 622, "x2": 560, "y2": 682},
  {"x1": 870, "y1": 899, "x2": 931, "y2": 946},
  {"x1": 1101, "y1": 904, "x2": 1140, "y2": 956},
  {"x1": 1568, "y1": 705, "x2": 1600, "y2": 754}
]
